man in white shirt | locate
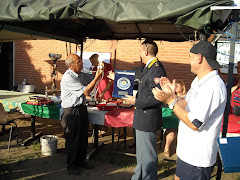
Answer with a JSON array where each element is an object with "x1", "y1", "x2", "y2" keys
[
  {"x1": 61, "y1": 54, "x2": 102, "y2": 175},
  {"x1": 152, "y1": 41, "x2": 227, "y2": 180}
]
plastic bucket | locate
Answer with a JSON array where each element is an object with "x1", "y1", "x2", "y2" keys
[{"x1": 40, "y1": 135, "x2": 58, "y2": 156}]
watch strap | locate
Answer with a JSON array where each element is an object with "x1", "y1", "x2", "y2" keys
[{"x1": 169, "y1": 98, "x2": 178, "y2": 109}]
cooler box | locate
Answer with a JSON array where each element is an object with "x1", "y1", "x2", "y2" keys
[{"x1": 217, "y1": 137, "x2": 240, "y2": 173}]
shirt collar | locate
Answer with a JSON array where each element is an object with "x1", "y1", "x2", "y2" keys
[
  {"x1": 145, "y1": 57, "x2": 156, "y2": 67},
  {"x1": 68, "y1": 68, "x2": 79, "y2": 77},
  {"x1": 195, "y1": 70, "x2": 218, "y2": 86}
]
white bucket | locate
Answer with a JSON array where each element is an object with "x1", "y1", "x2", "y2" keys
[{"x1": 40, "y1": 135, "x2": 58, "y2": 156}]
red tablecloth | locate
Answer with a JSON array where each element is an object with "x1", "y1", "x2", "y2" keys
[
  {"x1": 104, "y1": 107, "x2": 134, "y2": 127},
  {"x1": 221, "y1": 113, "x2": 240, "y2": 134}
]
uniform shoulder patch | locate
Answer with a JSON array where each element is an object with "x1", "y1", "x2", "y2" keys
[
  {"x1": 154, "y1": 77, "x2": 160, "y2": 84},
  {"x1": 148, "y1": 58, "x2": 159, "y2": 68}
]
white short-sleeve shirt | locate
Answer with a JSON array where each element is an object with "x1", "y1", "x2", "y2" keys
[
  {"x1": 177, "y1": 70, "x2": 227, "y2": 167},
  {"x1": 61, "y1": 69, "x2": 93, "y2": 108}
]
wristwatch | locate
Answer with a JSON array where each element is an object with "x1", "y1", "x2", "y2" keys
[{"x1": 168, "y1": 98, "x2": 178, "y2": 110}]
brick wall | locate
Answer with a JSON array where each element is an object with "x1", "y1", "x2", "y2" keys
[{"x1": 15, "y1": 39, "x2": 197, "y2": 94}]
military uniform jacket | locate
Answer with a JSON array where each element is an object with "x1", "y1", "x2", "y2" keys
[{"x1": 133, "y1": 57, "x2": 166, "y2": 132}]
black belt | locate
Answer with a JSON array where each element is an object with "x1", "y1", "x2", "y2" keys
[
  {"x1": 63, "y1": 103, "x2": 86, "y2": 110},
  {"x1": 73, "y1": 103, "x2": 86, "y2": 108}
]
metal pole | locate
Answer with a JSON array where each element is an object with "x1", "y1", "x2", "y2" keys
[
  {"x1": 113, "y1": 49, "x2": 117, "y2": 69},
  {"x1": 80, "y1": 39, "x2": 83, "y2": 59},
  {"x1": 222, "y1": 10, "x2": 238, "y2": 138}
]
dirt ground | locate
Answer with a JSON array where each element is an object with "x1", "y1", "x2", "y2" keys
[{"x1": 0, "y1": 112, "x2": 240, "y2": 180}]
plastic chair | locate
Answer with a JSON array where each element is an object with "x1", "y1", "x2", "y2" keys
[{"x1": 0, "y1": 103, "x2": 18, "y2": 152}]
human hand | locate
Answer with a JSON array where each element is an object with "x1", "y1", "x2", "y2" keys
[
  {"x1": 160, "y1": 77, "x2": 176, "y2": 95},
  {"x1": 99, "y1": 91, "x2": 105, "y2": 99},
  {"x1": 96, "y1": 97, "x2": 103, "y2": 102},
  {"x1": 152, "y1": 86, "x2": 174, "y2": 105},
  {"x1": 122, "y1": 95, "x2": 136, "y2": 105},
  {"x1": 85, "y1": 95, "x2": 91, "y2": 100},
  {"x1": 107, "y1": 70, "x2": 115, "y2": 80},
  {"x1": 95, "y1": 68, "x2": 103, "y2": 79},
  {"x1": 106, "y1": 98, "x2": 113, "y2": 103}
]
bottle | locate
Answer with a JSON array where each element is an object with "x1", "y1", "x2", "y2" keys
[
  {"x1": 22, "y1": 78, "x2": 26, "y2": 85},
  {"x1": 45, "y1": 86, "x2": 48, "y2": 99}
]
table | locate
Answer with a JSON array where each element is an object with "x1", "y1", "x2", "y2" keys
[
  {"x1": 0, "y1": 90, "x2": 45, "y2": 111},
  {"x1": 15, "y1": 98, "x2": 179, "y2": 149},
  {"x1": 218, "y1": 137, "x2": 240, "y2": 173},
  {"x1": 0, "y1": 90, "x2": 48, "y2": 139},
  {"x1": 20, "y1": 103, "x2": 108, "y2": 149},
  {"x1": 21, "y1": 103, "x2": 132, "y2": 158},
  {"x1": 0, "y1": 90, "x2": 180, "y2": 153}
]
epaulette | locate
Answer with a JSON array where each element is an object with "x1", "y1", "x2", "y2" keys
[{"x1": 148, "y1": 58, "x2": 159, "y2": 68}]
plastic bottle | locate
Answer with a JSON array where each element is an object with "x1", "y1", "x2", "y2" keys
[
  {"x1": 45, "y1": 86, "x2": 48, "y2": 99},
  {"x1": 22, "y1": 78, "x2": 26, "y2": 85}
]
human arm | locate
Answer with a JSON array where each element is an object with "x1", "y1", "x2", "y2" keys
[
  {"x1": 107, "y1": 70, "x2": 115, "y2": 80},
  {"x1": 152, "y1": 78, "x2": 198, "y2": 131},
  {"x1": 122, "y1": 95, "x2": 136, "y2": 104},
  {"x1": 84, "y1": 68, "x2": 103, "y2": 97},
  {"x1": 99, "y1": 79, "x2": 114, "y2": 99},
  {"x1": 98, "y1": 63, "x2": 115, "y2": 99},
  {"x1": 153, "y1": 77, "x2": 188, "y2": 108},
  {"x1": 231, "y1": 79, "x2": 240, "y2": 93},
  {"x1": 133, "y1": 64, "x2": 166, "y2": 109}
]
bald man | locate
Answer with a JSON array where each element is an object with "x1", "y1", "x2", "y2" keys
[
  {"x1": 61, "y1": 54, "x2": 102, "y2": 175},
  {"x1": 152, "y1": 41, "x2": 227, "y2": 180}
]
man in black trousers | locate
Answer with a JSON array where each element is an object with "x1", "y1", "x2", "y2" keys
[{"x1": 61, "y1": 54, "x2": 102, "y2": 175}]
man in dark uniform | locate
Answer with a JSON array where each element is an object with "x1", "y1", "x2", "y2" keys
[
  {"x1": 123, "y1": 39, "x2": 166, "y2": 180},
  {"x1": 61, "y1": 54, "x2": 102, "y2": 175},
  {"x1": 129, "y1": 61, "x2": 144, "y2": 148}
]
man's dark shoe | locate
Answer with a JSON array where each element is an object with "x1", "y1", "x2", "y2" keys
[
  {"x1": 67, "y1": 168, "x2": 81, "y2": 175},
  {"x1": 79, "y1": 161, "x2": 94, "y2": 169}
]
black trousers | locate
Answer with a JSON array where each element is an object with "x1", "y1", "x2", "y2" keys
[{"x1": 61, "y1": 104, "x2": 89, "y2": 169}]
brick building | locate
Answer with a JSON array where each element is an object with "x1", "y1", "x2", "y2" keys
[{"x1": 12, "y1": 39, "x2": 227, "y2": 94}]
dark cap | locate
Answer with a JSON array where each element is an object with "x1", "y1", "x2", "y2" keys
[{"x1": 190, "y1": 41, "x2": 221, "y2": 70}]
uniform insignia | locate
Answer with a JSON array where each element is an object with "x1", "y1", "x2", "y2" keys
[
  {"x1": 148, "y1": 58, "x2": 158, "y2": 68},
  {"x1": 154, "y1": 77, "x2": 160, "y2": 84}
]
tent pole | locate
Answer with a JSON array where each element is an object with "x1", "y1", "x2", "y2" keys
[
  {"x1": 113, "y1": 49, "x2": 116, "y2": 69},
  {"x1": 80, "y1": 39, "x2": 84, "y2": 59},
  {"x1": 216, "y1": 10, "x2": 239, "y2": 180},
  {"x1": 222, "y1": 10, "x2": 238, "y2": 138},
  {"x1": 65, "y1": 42, "x2": 68, "y2": 56}
]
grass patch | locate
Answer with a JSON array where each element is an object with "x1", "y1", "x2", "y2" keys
[
  {"x1": 0, "y1": 158, "x2": 11, "y2": 164},
  {"x1": 31, "y1": 141, "x2": 41, "y2": 151},
  {"x1": 17, "y1": 153, "x2": 41, "y2": 163},
  {"x1": 0, "y1": 159, "x2": 12, "y2": 176},
  {"x1": 0, "y1": 165, "x2": 11, "y2": 176}
]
